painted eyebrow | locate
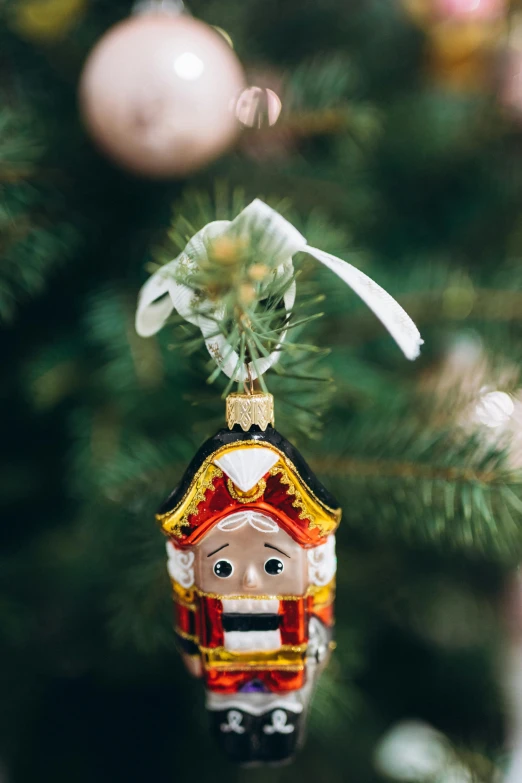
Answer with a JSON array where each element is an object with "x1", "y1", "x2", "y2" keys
[
  {"x1": 264, "y1": 543, "x2": 291, "y2": 558},
  {"x1": 207, "y1": 543, "x2": 229, "y2": 558}
]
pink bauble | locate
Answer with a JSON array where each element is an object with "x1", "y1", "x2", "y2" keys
[
  {"x1": 236, "y1": 86, "x2": 282, "y2": 128},
  {"x1": 79, "y1": 14, "x2": 245, "y2": 177},
  {"x1": 501, "y1": 50, "x2": 522, "y2": 120},
  {"x1": 435, "y1": 0, "x2": 505, "y2": 21}
]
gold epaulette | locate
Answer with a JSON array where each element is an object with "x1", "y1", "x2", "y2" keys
[
  {"x1": 171, "y1": 579, "x2": 197, "y2": 611},
  {"x1": 308, "y1": 578, "x2": 336, "y2": 609}
]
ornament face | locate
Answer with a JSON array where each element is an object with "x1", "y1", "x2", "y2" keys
[
  {"x1": 195, "y1": 519, "x2": 309, "y2": 597},
  {"x1": 159, "y1": 419, "x2": 340, "y2": 764}
]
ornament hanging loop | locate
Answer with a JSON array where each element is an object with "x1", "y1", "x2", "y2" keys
[
  {"x1": 243, "y1": 363, "x2": 255, "y2": 396},
  {"x1": 136, "y1": 199, "x2": 423, "y2": 381}
]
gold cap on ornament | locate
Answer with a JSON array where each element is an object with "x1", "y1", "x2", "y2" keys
[{"x1": 226, "y1": 392, "x2": 274, "y2": 431}]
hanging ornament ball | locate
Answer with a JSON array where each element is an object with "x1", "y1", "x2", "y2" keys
[
  {"x1": 79, "y1": 14, "x2": 245, "y2": 178},
  {"x1": 402, "y1": 0, "x2": 505, "y2": 27},
  {"x1": 434, "y1": 0, "x2": 506, "y2": 21},
  {"x1": 236, "y1": 86, "x2": 283, "y2": 129},
  {"x1": 11, "y1": 0, "x2": 87, "y2": 42}
]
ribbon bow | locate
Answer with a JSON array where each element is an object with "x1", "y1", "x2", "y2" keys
[{"x1": 135, "y1": 199, "x2": 422, "y2": 381}]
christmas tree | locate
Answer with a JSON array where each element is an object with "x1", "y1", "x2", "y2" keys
[{"x1": 1, "y1": 0, "x2": 521, "y2": 780}]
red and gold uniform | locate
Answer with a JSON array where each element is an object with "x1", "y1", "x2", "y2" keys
[
  {"x1": 157, "y1": 424, "x2": 340, "y2": 697},
  {"x1": 171, "y1": 579, "x2": 335, "y2": 694}
]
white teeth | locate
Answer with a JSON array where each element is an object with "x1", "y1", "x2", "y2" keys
[
  {"x1": 221, "y1": 598, "x2": 281, "y2": 652},
  {"x1": 222, "y1": 598, "x2": 279, "y2": 614},
  {"x1": 224, "y1": 630, "x2": 281, "y2": 652}
]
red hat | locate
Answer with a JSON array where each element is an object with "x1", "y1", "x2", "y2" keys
[{"x1": 157, "y1": 427, "x2": 341, "y2": 548}]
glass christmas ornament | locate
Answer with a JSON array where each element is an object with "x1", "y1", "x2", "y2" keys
[
  {"x1": 401, "y1": 0, "x2": 506, "y2": 91},
  {"x1": 435, "y1": 0, "x2": 505, "y2": 21},
  {"x1": 135, "y1": 198, "x2": 422, "y2": 763},
  {"x1": 236, "y1": 86, "x2": 283, "y2": 128},
  {"x1": 79, "y1": 12, "x2": 245, "y2": 178},
  {"x1": 160, "y1": 392, "x2": 339, "y2": 763}
]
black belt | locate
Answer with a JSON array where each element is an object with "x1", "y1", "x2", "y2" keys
[{"x1": 222, "y1": 614, "x2": 281, "y2": 633}]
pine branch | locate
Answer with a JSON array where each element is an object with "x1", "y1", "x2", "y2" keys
[
  {"x1": 0, "y1": 102, "x2": 78, "y2": 320},
  {"x1": 324, "y1": 409, "x2": 522, "y2": 562}
]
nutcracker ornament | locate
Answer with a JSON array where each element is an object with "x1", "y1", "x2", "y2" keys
[
  {"x1": 159, "y1": 398, "x2": 339, "y2": 763},
  {"x1": 135, "y1": 199, "x2": 422, "y2": 764}
]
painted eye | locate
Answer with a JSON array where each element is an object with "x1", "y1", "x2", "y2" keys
[
  {"x1": 264, "y1": 557, "x2": 284, "y2": 575},
  {"x1": 213, "y1": 559, "x2": 233, "y2": 578}
]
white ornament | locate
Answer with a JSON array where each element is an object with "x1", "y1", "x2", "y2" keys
[
  {"x1": 436, "y1": 766, "x2": 473, "y2": 783},
  {"x1": 135, "y1": 200, "x2": 423, "y2": 380},
  {"x1": 473, "y1": 390, "x2": 514, "y2": 429},
  {"x1": 374, "y1": 720, "x2": 450, "y2": 781},
  {"x1": 307, "y1": 535, "x2": 336, "y2": 586}
]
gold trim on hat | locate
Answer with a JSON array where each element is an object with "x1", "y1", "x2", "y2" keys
[
  {"x1": 157, "y1": 441, "x2": 341, "y2": 539},
  {"x1": 226, "y1": 477, "x2": 266, "y2": 504},
  {"x1": 157, "y1": 463, "x2": 223, "y2": 537}
]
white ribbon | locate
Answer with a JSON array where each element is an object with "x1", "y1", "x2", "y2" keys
[{"x1": 136, "y1": 199, "x2": 422, "y2": 380}]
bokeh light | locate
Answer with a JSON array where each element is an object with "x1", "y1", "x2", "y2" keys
[
  {"x1": 473, "y1": 390, "x2": 515, "y2": 428},
  {"x1": 236, "y1": 86, "x2": 282, "y2": 128}
]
